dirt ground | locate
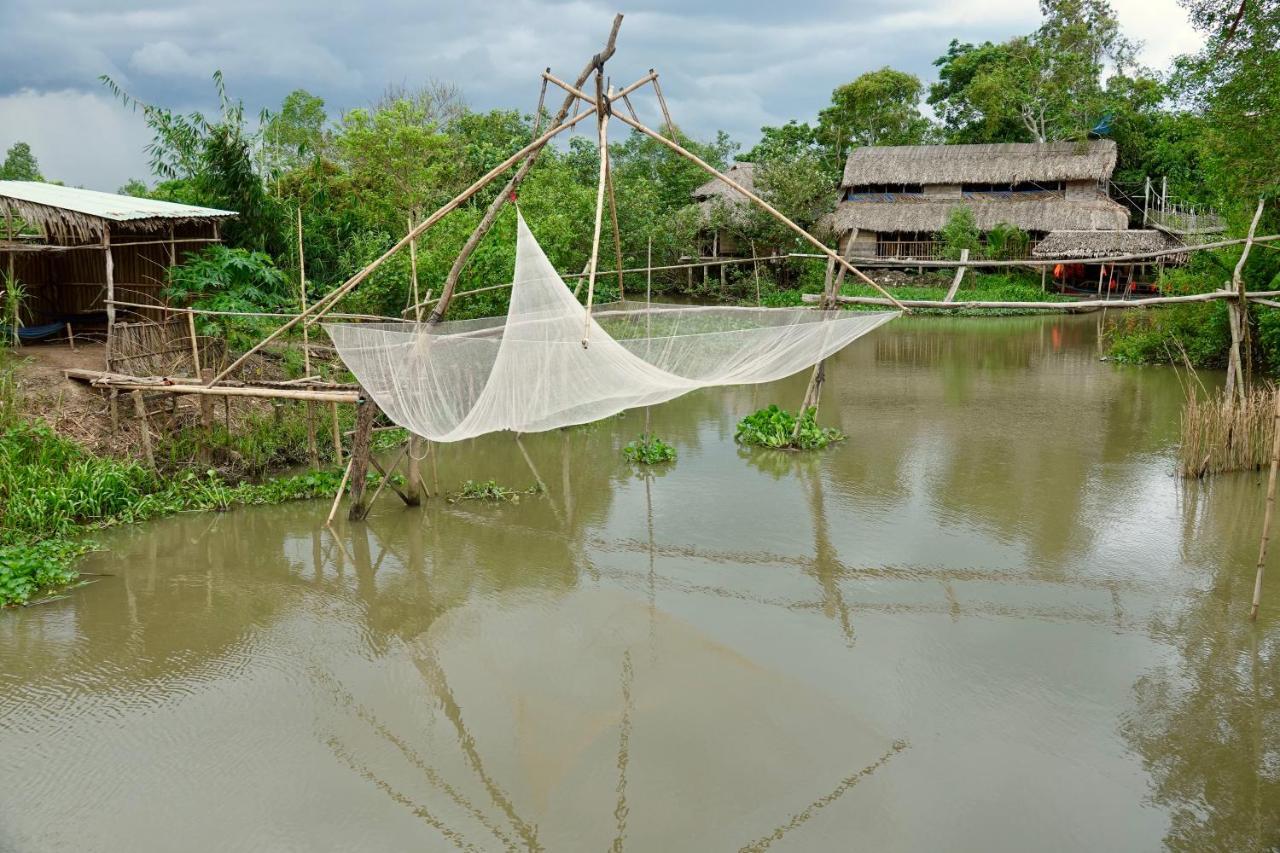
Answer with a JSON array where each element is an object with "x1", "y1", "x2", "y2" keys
[{"x1": 7, "y1": 341, "x2": 278, "y2": 464}]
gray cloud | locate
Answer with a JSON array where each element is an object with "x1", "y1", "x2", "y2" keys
[{"x1": 0, "y1": 0, "x2": 1200, "y2": 191}]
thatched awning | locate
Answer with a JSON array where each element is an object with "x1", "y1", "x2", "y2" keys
[
  {"x1": 0, "y1": 181, "x2": 236, "y2": 243},
  {"x1": 831, "y1": 196, "x2": 1128, "y2": 234},
  {"x1": 841, "y1": 140, "x2": 1117, "y2": 188},
  {"x1": 693, "y1": 162, "x2": 755, "y2": 205},
  {"x1": 1031, "y1": 229, "x2": 1181, "y2": 259}
]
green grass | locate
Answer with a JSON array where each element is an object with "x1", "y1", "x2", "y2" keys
[
  {"x1": 0, "y1": 418, "x2": 347, "y2": 606},
  {"x1": 760, "y1": 271, "x2": 1070, "y2": 316},
  {"x1": 446, "y1": 479, "x2": 539, "y2": 503}
]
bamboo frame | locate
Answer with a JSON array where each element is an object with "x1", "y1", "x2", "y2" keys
[
  {"x1": 433, "y1": 14, "x2": 626, "y2": 322},
  {"x1": 582, "y1": 69, "x2": 612, "y2": 344},
  {"x1": 542, "y1": 71, "x2": 908, "y2": 311}
]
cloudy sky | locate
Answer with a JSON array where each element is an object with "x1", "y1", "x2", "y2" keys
[{"x1": 0, "y1": 0, "x2": 1204, "y2": 191}]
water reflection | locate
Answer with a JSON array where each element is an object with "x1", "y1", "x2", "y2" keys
[{"x1": 2, "y1": 315, "x2": 1279, "y2": 851}]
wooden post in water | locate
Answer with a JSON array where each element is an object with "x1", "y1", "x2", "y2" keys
[
  {"x1": 346, "y1": 391, "x2": 377, "y2": 521},
  {"x1": 405, "y1": 437, "x2": 424, "y2": 506},
  {"x1": 330, "y1": 401, "x2": 343, "y2": 461},
  {"x1": 1227, "y1": 198, "x2": 1266, "y2": 403},
  {"x1": 1251, "y1": 386, "x2": 1280, "y2": 621}
]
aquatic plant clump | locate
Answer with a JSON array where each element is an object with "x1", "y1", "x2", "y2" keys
[
  {"x1": 623, "y1": 434, "x2": 677, "y2": 465},
  {"x1": 735, "y1": 405, "x2": 846, "y2": 451},
  {"x1": 448, "y1": 479, "x2": 540, "y2": 503}
]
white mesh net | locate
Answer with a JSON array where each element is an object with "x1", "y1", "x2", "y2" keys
[{"x1": 325, "y1": 213, "x2": 897, "y2": 442}]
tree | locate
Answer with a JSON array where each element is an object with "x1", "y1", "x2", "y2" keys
[
  {"x1": 102, "y1": 71, "x2": 283, "y2": 253},
  {"x1": 118, "y1": 179, "x2": 150, "y2": 197},
  {"x1": 929, "y1": 0, "x2": 1141, "y2": 143},
  {"x1": 263, "y1": 89, "x2": 328, "y2": 180},
  {"x1": 816, "y1": 68, "x2": 931, "y2": 164},
  {"x1": 0, "y1": 142, "x2": 43, "y2": 181}
]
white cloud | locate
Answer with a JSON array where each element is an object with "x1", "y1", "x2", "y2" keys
[{"x1": 0, "y1": 89, "x2": 152, "y2": 190}]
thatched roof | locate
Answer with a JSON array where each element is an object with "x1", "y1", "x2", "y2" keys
[
  {"x1": 693, "y1": 162, "x2": 755, "y2": 205},
  {"x1": 0, "y1": 181, "x2": 236, "y2": 243},
  {"x1": 1032, "y1": 229, "x2": 1181, "y2": 259},
  {"x1": 841, "y1": 140, "x2": 1117, "y2": 188},
  {"x1": 831, "y1": 196, "x2": 1129, "y2": 234}
]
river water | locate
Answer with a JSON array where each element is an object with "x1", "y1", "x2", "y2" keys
[{"x1": 2, "y1": 315, "x2": 1277, "y2": 852}]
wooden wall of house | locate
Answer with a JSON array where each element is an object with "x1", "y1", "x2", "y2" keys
[{"x1": 6, "y1": 220, "x2": 218, "y2": 327}]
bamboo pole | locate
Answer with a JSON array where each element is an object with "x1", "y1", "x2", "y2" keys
[
  {"x1": 408, "y1": 212, "x2": 422, "y2": 322},
  {"x1": 346, "y1": 392, "x2": 377, "y2": 521},
  {"x1": 433, "y1": 14, "x2": 625, "y2": 322},
  {"x1": 1228, "y1": 198, "x2": 1266, "y2": 402},
  {"x1": 209, "y1": 98, "x2": 616, "y2": 386},
  {"x1": 806, "y1": 289, "x2": 1243, "y2": 311},
  {"x1": 582, "y1": 69, "x2": 611, "y2": 346},
  {"x1": 94, "y1": 381, "x2": 360, "y2": 403},
  {"x1": 1252, "y1": 385, "x2": 1280, "y2": 621},
  {"x1": 104, "y1": 228, "x2": 115, "y2": 368},
  {"x1": 298, "y1": 207, "x2": 319, "y2": 469},
  {"x1": 131, "y1": 390, "x2": 155, "y2": 472},
  {"x1": 182, "y1": 309, "x2": 200, "y2": 374},
  {"x1": 543, "y1": 72, "x2": 908, "y2": 311},
  {"x1": 650, "y1": 71, "x2": 678, "y2": 139},
  {"x1": 944, "y1": 248, "x2": 969, "y2": 303},
  {"x1": 750, "y1": 239, "x2": 761, "y2": 306},
  {"x1": 330, "y1": 401, "x2": 342, "y2": 460},
  {"x1": 366, "y1": 443, "x2": 409, "y2": 509},
  {"x1": 326, "y1": 457, "x2": 354, "y2": 527},
  {"x1": 604, "y1": 99, "x2": 625, "y2": 301},
  {"x1": 406, "y1": 437, "x2": 424, "y2": 505}
]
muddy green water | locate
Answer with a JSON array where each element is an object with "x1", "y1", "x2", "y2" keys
[{"x1": 3, "y1": 316, "x2": 1279, "y2": 852}]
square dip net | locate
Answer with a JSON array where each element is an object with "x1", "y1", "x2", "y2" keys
[{"x1": 325, "y1": 213, "x2": 897, "y2": 443}]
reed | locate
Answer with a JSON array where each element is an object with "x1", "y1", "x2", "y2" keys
[{"x1": 1179, "y1": 384, "x2": 1278, "y2": 477}]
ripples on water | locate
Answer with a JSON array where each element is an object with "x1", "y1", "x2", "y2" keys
[{"x1": 1, "y1": 315, "x2": 1278, "y2": 852}]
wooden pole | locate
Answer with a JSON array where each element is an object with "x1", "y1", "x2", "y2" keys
[
  {"x1": 807, "y1": 289, "x2": 1243, "y2": 311},
  {"x1": 434, "y1": 14, "x2": 625, "y2": 322},
  {"x1": 750, "y1": 239, "x2": 761, "y2": 305},
  {"x1": 650, "y1": 72, "x2": 678, "y2": 139},
  {"x1": 186, "y1": 310, "x2": 201, "y2": 376},
  {"x1": 582, "y1": 69, "x2": 611, "y2": 346},
  {"x1": 210, "y1": 97, "x2": 616, "y2": 385},
  {"x1": 646, "y1": 236, "x2": 652, "y2": 307},
  {"x1": 330, "y1": 401, "x2": 342, "y2": 461},
  {"x1": 132, "y1": 390, "x2": 155, "y2": 473},
  {"x1": 408, "y1": 212, "x2": 422, "y2": 322},
  {"x1": 1252, "y1": 386, "x2": 1280, "y2": 621},
  {"x1": 104, "y1": 228, "x2": 115, "y2": 369},
  {"x1": 298, "y1": 206, "x2": 319, "y2": 469},
  {"x1": 406, "y1": 436, "x2": 424, "y2": 505},
  {"x1": 5, "y1": 209, "x2": 17, "y2": 347},
  {"x1": 1228, "y1": 198, "x2": 1266, "y2": 402},
  {"x1": 604, "y1": 102, "x2": 625, "y2": 301},
  {"x1": 944, "y1": 248, "x2": 970, "y2": 303},
  {"x1": 346, "y1": 391, "x2": 377, "y2": 521},
  {"x1": 326, "y1": 457, "x2": 354, "y2": 527},
  {"x1": 542, "y1": 72, "x2": 908, "y2": 312}
]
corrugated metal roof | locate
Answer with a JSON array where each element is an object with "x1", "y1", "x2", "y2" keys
[{"x1": 0, "y1": 181, "x2": 236, "y2": 222}]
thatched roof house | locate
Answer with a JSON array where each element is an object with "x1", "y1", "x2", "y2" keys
[
  {"x1": 1031, "y1": 229, "x2": 1180, "y2": 260},
  {"x1": 691, "y1": 161, "x2": 756, "y2": 256},
  {"x1": 832, "y1": 141, "x2": 1129, "y2": 258},
  {"x1": 0, "y1": 181, "x2": 236, "y2": 364}
]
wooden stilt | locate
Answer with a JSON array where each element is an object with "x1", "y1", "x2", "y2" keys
[
  {"x1": 132, "y1": 390, "x2": 155, "y2": 473},
  {"x1": 346, "y1": 391, "x2": 377, "y2": 521},
  {"x1": 750, "y1": 239, "x2": 761, "y2": 305},
  {"x1": 298, "y1": 207, "x2": 319, "y2": 469},
  {"x1": 1252, "y1": 385, "x2": 1280, "y2": 621},
  {"x1": 104, "y1": 229, "x2": 115, "y2": 369},
  {"x1": 327, "y1": 457, "x2": 354, "y2": 527},
  {"x1": 186, "y1": 310, "x2": 201, "y2": 376},
  {"x1": 330, "y1": 401, "x2": 342, "y2": 461},
  {"x1": 408, "y1": 212, "x2": 422, "y2": 322},
  {"x1": 405, "y1": 436, "x2": 424, "y2": 505}
]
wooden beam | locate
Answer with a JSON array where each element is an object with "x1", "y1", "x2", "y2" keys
[
  {"x1": 805, "y1": 289, "x2": 1239, "y2": 311},
  {"x1": 944, "y1": 248, "x2": 969, "y2": 303},
  {"x1": 346, "y1": 393, "x2": 377, "y2": 521}
]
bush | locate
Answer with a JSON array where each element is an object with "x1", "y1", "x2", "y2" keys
[
  {"x1": 939, "y1": 206, "x2": 980, "y2": 259},
  {"x1": 623, "y1": 434, "x2": 677, "y2": 464},
  {"x1": 985, "y1": 222, "x2": 1030, "y2": 260},
  {"x1": 735, "y1": 404, "x2": 846, "y2": 450}
]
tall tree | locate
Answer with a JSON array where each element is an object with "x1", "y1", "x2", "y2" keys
[
  {"x1": 930, "y1": 0, "x2": 1140, "y2": 143},
  {"x1": 0, "y1": 142, "x2": 43, "y2": 181},
  {"x1": 817, "y1": 68, "x2": 931, "y2": 163}
]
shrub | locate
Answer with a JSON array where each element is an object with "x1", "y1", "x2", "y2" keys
[
  {"x1": 735, "y1": 404, "x2": 846, "y2": 450},
  {"x1": 939, "y1": 206, "x2": 980, "y2": 260},
  {"x1": 985, "y1": 222, "x2": 1030, "y2": 260}
]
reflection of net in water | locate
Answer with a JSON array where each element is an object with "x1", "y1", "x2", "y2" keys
[{"x1": 326, "y1": 213, "x2": 896, "y2": 442}]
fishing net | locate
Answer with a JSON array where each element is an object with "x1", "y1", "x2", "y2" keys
[{"x1": 325, "y1": 213, "x2": 897, "y2": 442}]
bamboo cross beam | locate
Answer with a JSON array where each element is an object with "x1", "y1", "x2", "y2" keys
[
  {"x1": 434, "y1": 14, "x2": 625, "y2": 322},
  {"x1": 208, "y1": 99, "x2": 611, "y2": 386},
  {"x1": 541, "y1": 71, "x2": 908, "y2": 312}
]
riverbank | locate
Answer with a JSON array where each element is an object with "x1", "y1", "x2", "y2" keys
[{"x1": 0, "y1": 348, "x2": 360, "y2": 606}]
